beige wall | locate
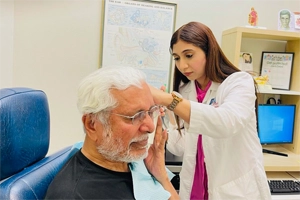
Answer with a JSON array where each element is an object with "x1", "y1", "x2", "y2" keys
[
  {"x1": 1, "y1": 0, "x2": 299, "y2": 154},
  {"x1": 1, "y1": 0, "x2": 103, "y2": 154},
  {"x1": 0, "y1": 0, "x2": 14, "y2": 87}
]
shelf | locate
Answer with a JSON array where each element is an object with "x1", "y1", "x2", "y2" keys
[
  {"x1": 263, "y1": 145, "x2": 300, "y2": 171},
  {"x1": 266, "y1": 172, "x2": 298, "y2": 180},
  {"x1": 258, "y1": 89, "x2": 300, "y2": 95},
  {"x1": 222, "y1": 27, "x2": 300, "y2": 173},
  {"x1": 222, "y1": 27, "x2": 300, "y2": 41},
  {"x1": 221, "y1": 28, "x2": 300, "y2": 90}
]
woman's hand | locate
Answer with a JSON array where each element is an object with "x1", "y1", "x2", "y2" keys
[
  {"x1": 148, "y1": 84, "x2": 191, "y2": 124},
  {"x1": 148, "y1": 84, "x2": 170, "y2": 106},
  {"x1": 160, "y1": 85, "x2": 167, "y2": 92}
]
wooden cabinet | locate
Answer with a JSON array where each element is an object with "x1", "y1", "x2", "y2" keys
[{"x1": 221, "y1": 27, "x2": 300, "y2": 171}]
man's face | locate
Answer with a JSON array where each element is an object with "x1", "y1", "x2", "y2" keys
[
  {"x1": 95, "y1": 82, "x2": 157, "y2": 162},
  {"x1": 280, "y1": 14, "x2": 290, "y2": 28}
]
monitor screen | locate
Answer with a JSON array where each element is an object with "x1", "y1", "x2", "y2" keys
[
  {"x1": 165, "y1": 148, "x2": 183, "y2": 165},
  {"x1": 257, "y1": 104, "x2": 296, "y2": 145}
]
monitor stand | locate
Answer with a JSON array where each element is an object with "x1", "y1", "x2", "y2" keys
[{"x1": 262, "y1": 148, "x2": 288, "y2": 157}]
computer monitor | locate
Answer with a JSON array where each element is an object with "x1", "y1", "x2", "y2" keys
[
  {"x1": 257, "y1": 104, "x2": 296, "y2": 145},
  {"x1": 165, "y1": 148, "x2": 183, "y2": 165}
]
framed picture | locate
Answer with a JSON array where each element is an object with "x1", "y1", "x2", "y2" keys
[
  {"x1": 294, "y1": 11, "x2": 300, "y2": 30},
  {"x1": 260, "y1": 51, "x2": 294, "y2": 90},
  {"x1": 278, "y1": 9, "x2": 294, "y2": 31},
  {"x1": 100, "y1": 0, "x2": 177, "y2": 91},
  {"x1": 239, "y1": 52, "x2": 253, "y2": 72}
]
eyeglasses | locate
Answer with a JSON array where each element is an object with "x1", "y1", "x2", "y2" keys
[{"x1": 111, "y1": 105, "x2": 160, "y2": 125}]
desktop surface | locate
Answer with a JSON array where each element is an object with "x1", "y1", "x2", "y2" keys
[
  {"x1": 263, "y1": 146, "x2": 300, "y2": 171},
  {"x1": 166, "y1": 170, "x2": 300, "y2": 199}
]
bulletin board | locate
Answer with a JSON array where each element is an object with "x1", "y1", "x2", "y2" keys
[{"x1": 100, "y1": 0, "x2": 177, "y2": 90}]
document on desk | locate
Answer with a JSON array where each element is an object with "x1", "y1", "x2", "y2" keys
[{"x1": 272, "y1": 195, "x2": 300, "y2": 200}]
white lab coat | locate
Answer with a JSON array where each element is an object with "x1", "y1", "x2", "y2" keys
[{"x1": 167, "y1": 72, "x2": 271, "y2": 200}]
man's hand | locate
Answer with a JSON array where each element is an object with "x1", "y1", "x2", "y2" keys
[
  {"x1": 144, "y1": 116, "x2": 168, "y2": 183},
  {"x1": 144, "y1": 116, "x2": 180, "y2": 200}
]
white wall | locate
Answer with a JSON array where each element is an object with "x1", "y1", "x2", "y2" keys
[
  {"x1": 174, "y1": 0, "x2": 300, "y2": 42},
  {"x1": 1, "y1": 0, "x2": 299, "y2": 154},
  {"x1": 4, "y1": 0, "x2": 104, "y2": 154},
  {"x1": 0, "y1": 0, "x2": 14, "y2": 88}
]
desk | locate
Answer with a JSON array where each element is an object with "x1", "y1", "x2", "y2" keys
[
  {"x1": 267, "y1": 172, "x2": 300, "y2": 200},
  {"x1": 287, "y1": 172, "x2": 300, "y2": 180},
  {"x1": 267, "y1": 172, "x2": 298, "y2": 180},
  {"x1": 272, "y1": 195, "x2": 300, "y2": 200},
  {"x1": 166, "y1": 168, "x2": 300, "y2": 200},
  {"x1": 263, "y1": 146, "x2": 300, "y2": 171},
  {"x1": 262, "y1": 146, "x2": 300, "y2": 199}
]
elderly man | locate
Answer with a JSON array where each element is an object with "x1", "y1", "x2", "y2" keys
[{"x1": 45, "y1": 67, "x2": 179, "y2": 200}]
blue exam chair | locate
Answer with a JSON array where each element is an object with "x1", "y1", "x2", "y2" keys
[{"x1": 0, "y1": 87, "x2": 82, "y2": 200}]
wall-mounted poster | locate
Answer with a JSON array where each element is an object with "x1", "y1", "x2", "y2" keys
[
  {"x1": 101, "y1": 0, "x2": 177, "y2": 90},
  {"x1": 260, "y1": 51, "x2": 294, "y2": 90}
]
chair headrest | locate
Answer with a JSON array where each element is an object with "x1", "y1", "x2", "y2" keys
[{"x1": 0, "y1": 88, "x2": 50, "y2": 180}]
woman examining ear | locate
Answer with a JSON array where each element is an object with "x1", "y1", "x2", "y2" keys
[{"x1": 150, "y1": 21, "x2": 271, "y2": 200}]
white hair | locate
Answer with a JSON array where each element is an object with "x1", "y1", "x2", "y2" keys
[{"x1": 77, "y1": 66, "x2": 146, "y2": 120}]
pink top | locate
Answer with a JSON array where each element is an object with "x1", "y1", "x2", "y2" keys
[{"x1": 190, "y1": 81, "x2": 211, "y2": 200}]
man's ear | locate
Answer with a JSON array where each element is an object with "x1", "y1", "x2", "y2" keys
[{"x1": 82, "y1": 114, "x2": 99, "y2": 141}]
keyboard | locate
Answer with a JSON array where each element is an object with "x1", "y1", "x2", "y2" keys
[{"x1": 268, "y1": 180, "x2": 300, "y2": 194}]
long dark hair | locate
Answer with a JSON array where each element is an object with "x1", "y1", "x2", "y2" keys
[
  {"x1": 170, "y1": 22, "x2": 240, "y2": 91},
  {"x1": 169, "y1": 22, "x2": 258, "y2": 130}
]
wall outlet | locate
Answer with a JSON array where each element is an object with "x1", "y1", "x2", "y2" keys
[
  {"x1": 263, "y1": 94, "x2": 275, "y2": 104},
  {"x1": 274, "y1": 94, "x2": 281, "y2": 103}
]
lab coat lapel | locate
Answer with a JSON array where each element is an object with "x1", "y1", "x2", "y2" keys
[
  {"x1": 179, "y1": 80, "x2": 219, "y2": 105},
  {"x1": 203, "y1": 82, "x2": 219, "y2": 105},
  {"x1": 179, "y1": 80, "x2": 197, "y2": 102}
]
